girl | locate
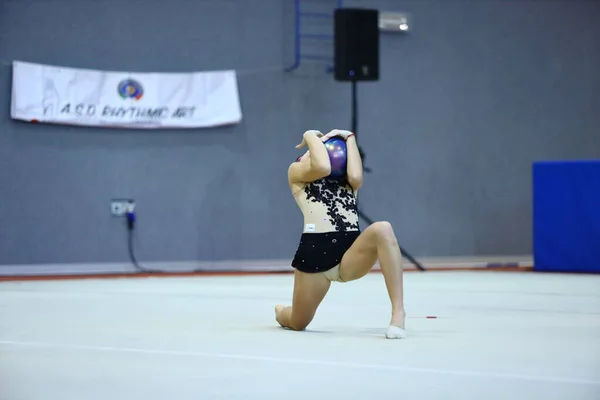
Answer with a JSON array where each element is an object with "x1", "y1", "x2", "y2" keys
[{"x1": 275, "y1": 129, "x2": 406, "y2": 339}]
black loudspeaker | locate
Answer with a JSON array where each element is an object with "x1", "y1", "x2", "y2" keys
[{"x1": 334, "y1": 8, "x2": 380, "y2": 82}]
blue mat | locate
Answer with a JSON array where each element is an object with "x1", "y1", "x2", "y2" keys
[{"x1": 533, "y1": 160, "x2": 600, "y2": 273}]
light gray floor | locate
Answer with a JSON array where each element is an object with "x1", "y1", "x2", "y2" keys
[{"x1": 1, "y1": 271, "x2": 599, "y2": 400}]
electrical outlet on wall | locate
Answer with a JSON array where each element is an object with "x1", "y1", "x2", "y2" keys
[{"x1": 111, "y1": 199, "x2": 135, "y2": 216}]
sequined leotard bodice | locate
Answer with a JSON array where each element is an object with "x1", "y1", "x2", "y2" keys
[{"x1": 293, "y1": 178, "x2": 360, "y2": 233}]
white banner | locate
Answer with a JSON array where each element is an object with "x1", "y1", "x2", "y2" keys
[{"x1": 10, "y1": 61, "x2": 242, "y2": 129}]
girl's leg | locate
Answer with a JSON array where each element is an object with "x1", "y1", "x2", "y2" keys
[
  {"x1": 275, "y1": 269, "x2": 331, "y2": 331},
  {"x1": 338, "y1": 221, "x2": 406, "y2": 338}
]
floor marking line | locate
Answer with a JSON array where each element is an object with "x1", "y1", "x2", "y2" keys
[{"x1": 1, "y1": 339, "x2": 598, "y2": 386}]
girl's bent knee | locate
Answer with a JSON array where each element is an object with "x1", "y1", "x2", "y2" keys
[
  {"x1": 289, "y1": 321, "x2": 309, "y2": 331},
  {"x1": 372, "y1": 221, "x2": 397, "y2": 244}
]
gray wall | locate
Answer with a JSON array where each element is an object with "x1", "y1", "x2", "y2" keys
[{"x1": 1, "y1": 0, "x2": 599, "y2": 266}]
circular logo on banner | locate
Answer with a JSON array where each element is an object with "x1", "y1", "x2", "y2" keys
[{"x1": 117, "y1": 79, "x2": 144, "y2": 100}]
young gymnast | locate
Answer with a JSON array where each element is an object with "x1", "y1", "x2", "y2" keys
[{"x1": 275, "y1": 129, "x2": 406, "y2": 339}]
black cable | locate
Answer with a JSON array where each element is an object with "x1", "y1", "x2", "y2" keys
[
  {"x1": 124, "y1": 210, "x2": 209, "y2": 274},
  {"x1": 126, "y1": 211, "x2": 159, "y2": 273}
]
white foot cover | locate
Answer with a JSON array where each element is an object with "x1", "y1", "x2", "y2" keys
[{"x1": 386, "y1": 325, "x2": 406, "y2": 339}]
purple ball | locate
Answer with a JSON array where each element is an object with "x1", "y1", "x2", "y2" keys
[{"x1": 324, "y1": 137, "x2": 347, "y2": 179}]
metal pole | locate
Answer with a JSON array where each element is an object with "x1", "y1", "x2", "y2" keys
[{"x1": 350, "y1": 79, "x2": 426, "y2": 271}]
